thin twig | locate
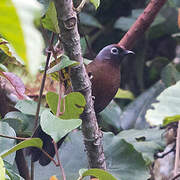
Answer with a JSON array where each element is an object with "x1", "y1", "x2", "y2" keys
[
  {"x1": 41, "y1": 148, "x2": 58, "y2": 165},
  {"x1": 0, "y1": 134, "x2": 30, "y2": 141},
  {"x1": 75, "y1": 0, "x2": 88, "y2": 13},
  {"x1": 155, "y1": 144, "x2": 175, "y2": 159},
  {"x1": 31, "y1": 32, "x2": 55, "y2": 180},
  {"x1": 53, "y1": 140, "x2": 66, "y2": 180},
  {"x1": 30, "y1": 159, "x2": 34, "y2": 180},
  {"x1": 0, "y1": 41, "x2": 8, "y2": 45},
  {"x1": 33, "y1": 32, "x2": 55, "y2": 131},
  {"x1": 171, "y1": 173, "x2": 180, "y2": 180},
  {"x1": 174, "y1": 121, "x2": 180, "y2": 176}
]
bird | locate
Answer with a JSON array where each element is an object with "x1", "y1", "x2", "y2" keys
[{"x1": 28, "y1": 44, "x2": 134, "y2": 166}]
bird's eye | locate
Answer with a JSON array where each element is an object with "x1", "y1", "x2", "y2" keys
[{"x1": 111, "y1": 47, "x2": 119, "y2": 55}]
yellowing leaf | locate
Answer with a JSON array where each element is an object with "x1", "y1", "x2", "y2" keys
[
  {"x1": 0, "y1": 157, "x2": 5, "y2": 180},
  {"x1": 115, "y1": 88, "x2": 134, "y2": 100},
  {"x1": 89, "y1": 0, "x2": 100, "y2": 9}
]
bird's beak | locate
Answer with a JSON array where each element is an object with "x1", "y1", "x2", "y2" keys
[{"x1": 124, "y1": 50, "x2": 135, "y2": 55}]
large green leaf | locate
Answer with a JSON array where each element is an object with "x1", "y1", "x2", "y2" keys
[
  {"x1": 146, "y1": 81, "x2": 180, "y2": 125},
  {"x1": 46, "y1": 92, "x2": 86, "y2": 119},
  {"x1": 115, "y1": 128, "x2": 165, "y2": 163},
  {"x1": 34, "y1": 130, "x2": 154, "y2": 180},
  {"x1": 40, "y1": 110, "x2": 82, "y2": 142},
  {"x1": 15, "y1": 100, "x2": 47, "y2": 116},
  {"x1": 41, "y1": 1, "x2": 59, "y2": 33},
  {"x1": 0, "y1": 0, "x2": 44, "y2": 75},
  {"x1": 0, "y1": 122, "x2": 16, "y2": 164},
  {"x1": 3, "y1": 111, "x2": 35, "y2": 136},
  {"x1": 0, "y1": 138, "x2": 42, "y2": 158}
]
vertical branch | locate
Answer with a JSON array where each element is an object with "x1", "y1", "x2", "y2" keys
[{"x1": 53, "y1": 0, "x2": 106, "y2": 169}]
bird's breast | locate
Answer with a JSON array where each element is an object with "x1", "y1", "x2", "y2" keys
[{"x1": 87, "y1": 60, "x2": 120, "y2": 113}]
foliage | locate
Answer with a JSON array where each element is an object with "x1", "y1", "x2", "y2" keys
[
  {"x1": 34, "y1": 129, "x2": 164, "y2": 179},
  {"x1": 0, "y1": 0, "x2": 44, "y2": 75},
  {"x1": 146, "y1": 80, "x2": 180, "y2": 126},
  {"x1": 0, "y1": 0, "x2": 180, "y2": 179}
]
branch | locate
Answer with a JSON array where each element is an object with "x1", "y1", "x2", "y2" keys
[
  {"x1": 53, "y1": 0, "x2": 106, "y2": 169},
  {"x1": 119, "y1": 0, "x2": 168, "y2": 49}
]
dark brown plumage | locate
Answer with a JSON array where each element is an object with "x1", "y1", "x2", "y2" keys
[{"x1": 28, "y1": 44, "x2": 134, "y2": 166}]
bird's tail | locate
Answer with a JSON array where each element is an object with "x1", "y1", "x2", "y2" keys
[{"x1": 26, "y1": 126, "x2": 67, "y2": 166}]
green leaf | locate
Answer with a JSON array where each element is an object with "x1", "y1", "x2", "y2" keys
[
  {"x1": 0, "y1": 138, "x2": 42, "y2": 158},
  {"x1": 79, "y1": 12, "x2": 102, "y2": 28},
  {"x1": 131, "y1": 9, "x2": 143, "y2": 18},
  {"x1": 146, "y1": 81, "x2": 180, "y2": 126},
  {"x1": 4, "y1": 160, "x2": 24, "y2": 180},
  {"x1": 0, "y1": 122, "x2": 16, "y2": 164},
  {"x1": 114, "y1": 9, "x2": 143, "y2": 31},
  {"x1": 89, "y1": 0, "x2": 100, "y2": 9},
  {"x1": 0, "y1": 0, "x2": 44, "y2": 75},
  {"x1": 81, "y1": 169, "x2": 117, "y2": 180},
  {"x1": 3, "y1": 111, "x2": 35, "y2": 136},
  {"x1": 99, "y1": 101, "x2": 122, "y2": 132},
  {"x1": 0, "y1": 157, "x2": 5, "y2": 180},
  {"x1": 41, "y1": 1, "x2": 59, "y2": 33},
  {"x1": 47, "y1": 55, "x2": 79, "y2": 74},
  {"x1": 115, "y1": 88, "x2": 134, "y2": 100},
  {"x1": 40, "y1": 110, "x2": 82, "y2": 142},
  {"x1": 46, "y1": 92, "x2": 86, "y2": 119},
  {"x1": 163, "y1": 115, "x2": 180, "y2": 126},
  {"x1": 114, "y1": 17, "x2": 135, "y2": 31},
  {"x1": 115, "y1": 128, "x2": 165, "y2": 163},
  {"x1": 161, "y1": 63, "x2": 180, "y2": 87},
  {"x1": 15, "y1": 100, "x2": 47, "y2": 116},
  {"x1": 0, "y1": 38, "x2": 12, "y2": 57},
  {"x1": 151, "y1": 14, "x2": 166, "y2": 27}
]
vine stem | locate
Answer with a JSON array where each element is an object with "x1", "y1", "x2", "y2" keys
[
  {"x1": 0, "y1": 134, "x2": 30, "y2": 140},
  {"x1": 53, "y1": 140, "x2": 66, "y2": 180},
  {"x1": 31, "y1": 32, "x2": 55, "y2": 180},
  {"x1": 33, "y1": 32, "x2": 55, "y2": 132}
]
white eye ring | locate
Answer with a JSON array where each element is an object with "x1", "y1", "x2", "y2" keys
[{"x1": 111, "y1": 47, "x2": 119, "y2": 55}]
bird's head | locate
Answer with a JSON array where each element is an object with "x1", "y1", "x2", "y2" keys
[{"x1": 96, "y1": 44, "x2": 134, "y2": 64}]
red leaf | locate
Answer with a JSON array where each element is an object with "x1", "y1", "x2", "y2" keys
[{"x1": 0, "y1": 71, "x2": 25, "y2": 99}]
